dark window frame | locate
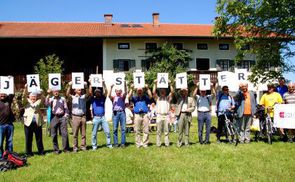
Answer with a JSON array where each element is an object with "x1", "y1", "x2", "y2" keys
[
  {"x1": 219, "y1": 44, "x2": 229, "y2": 50},
  {"x1": 118, "y1": 43, "x2": 130, "y2": 50},
  {"x1": 145, "y1": 43, "x2": 157, "y2": 50},
  {"x1": 197, "y1": 43, "x2": 208, "y2": 50}
]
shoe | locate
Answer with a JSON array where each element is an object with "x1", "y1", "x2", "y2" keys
[
  {"x1": 114, "y1": 144, "x2": 119, "y2": 148},
  {"x1": 26, "y1": 153, "x2": 34, "y2": 157},
  {"x1": 92, "y1": 148, "x2": 97, "y2": 151},
  {"x1": 38, "y1": 152, "x2": 45, "y2": 156},
  {"x1": 81, "y1": 147, "x2": 87, "y2": 151},
  {"x1": 245, "y1": 140, "x2": 250, "y2": 144},
  {"x1": 136, "y1": 145, "x2": 141, "y2": 148},
  {"x1": 54, "y1": 150, "x2": 61, "y2": 155},
  {"x1": 142, "y1": 144, "x2": 148, "y2": 148},
  {"x1": 204, "y1": 141, "x2": 211, "y2": 145},
  {"x1": 120, "y1": 144, "x2": 126, "y2": 148},
  {"x1": 63, "y1": 150, "x2": 70, "y2": 153},
  {"x1": 199, "y1": 141, "x2": 203, "y2": 145},
  {"x1": 107, "y1": 145, "x2": 113, "y2": 149},
  {"x1": 217, "y1": 139, "x2": 221, "y2": 144},
  {"x1": 288, "y1": 138, "x2": 293, "y2": 143}
]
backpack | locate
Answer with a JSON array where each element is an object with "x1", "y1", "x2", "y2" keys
[
  {"x1": 0, "y1": 159, "x2": 15, "y2": 172},
  {"x1": 2, "y1": 150, "x2": 27, "y2": 167}
]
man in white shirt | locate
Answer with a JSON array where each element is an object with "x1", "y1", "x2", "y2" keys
[{"x1": 193, "y1": 82, "x2": 216, "y2": 144}]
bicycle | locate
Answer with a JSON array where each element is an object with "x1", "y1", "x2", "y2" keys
[
  {"x1": 254, "y1": 105, "x2": 276, "y2": 144},
  {"x1": 220, "y1": 110, "x2": 239, "y2": 146}
]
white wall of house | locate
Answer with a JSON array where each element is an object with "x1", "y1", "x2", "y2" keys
[{"x1": 102, "y1": 38, "x2": 256, "y2": 119}]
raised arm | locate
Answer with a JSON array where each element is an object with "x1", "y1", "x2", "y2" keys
[
  {"x1": 211, "y1": 82, "x2": 217, "y2": 98},
  {"x1": 168, "y1": 80, "x2": 174, "y2": 102},
  {"x1": 128, "y1": 84, "x2": 134, "y2": 99},
  {"x1": 108, "y1": 84, "x2": 114, "y2": 100},
  {"x1": 45, "y1": 89, "x2": 52, "y2": 106},
  {"x1": 88, "y1": 79, "x2": 93, "y2": 97},
  {"x1": 84, "y1": 81, "x2": 89, "y2": 97},
  {"x1": 192, "y1": 82, "x2": 199, "y2": 97},
  {"x1": 145, "y1": 84, "x2": 153, "y2": 99},
  {"x1": 153, "y1": 79, "x2": 159, "y2": 100},
  {"x1": 103, "y1": 80, "x2": 108, "y2": 97},
  {"x1": 66, "y1": 81, "x2": 73, "y2": 97},
  {"x1": 22, "y1": 84, "x2": 28, "y2": 105}
]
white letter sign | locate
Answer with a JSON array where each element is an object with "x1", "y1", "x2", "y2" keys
[
  {"x1": 176, "y1": 72, "x2": 187, "y2": 89},
  {"x1": 133, "y1": 72, "x2": 145, "y2": 89},
  {"x1": 26, "y1": 74, "x2": 40, "y2": 92},
  {"x1": 90, "y1": 74, "x2": 103, "y2": 87},
  {"x1": 157, "y1": 73, "x2": 168, "y2": 88},
  {"x1": 48, "y1": 73, "x2": 61, "y2": 91},
  {"x1": 113, "y1": 73, "x2": 125, "y2": 89},
  {"x1": 72, "y1": 72, "x2": 84, "y2": 89},
  {"x1": 0, "y1": 76, "x2": 14, "y2": 94},
  {"x1": 199, "y1": 74, "x2": 211, "y2": 90}
]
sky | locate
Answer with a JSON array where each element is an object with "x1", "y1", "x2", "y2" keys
[{"x1": 0, "y1": 0, "x2": 294, "y2": 82}]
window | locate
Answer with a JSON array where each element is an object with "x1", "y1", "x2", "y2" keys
[
  {"x1": 216, "y1": 59, "x2": 234, "y2": 71},
  {"x1": 141, "y1": 59, "x2": 152, "y2": 71},
  {"x1": 113, "y1": 59, "x2": 135, "y2": 72},
  {"x1": 237, "y1": 60, "x2": 255, "y2": 71},
  {"x1": 118, "y1": 43, "x2": 130, "y2": 49},
  {"x1": 241, "y1": 44, "x2": 250, "y2": 50},
  {"x1": 219, "y1": 44, "x2": 229, "y2": 50},
  {"x1": 145, "y1": 43, "x2": 157, "y2": 50},
  {"x1": 196, "y1": 58, "x2": 210, "y2": 70},
  {"x1": 173, "y1": 43, "x2": 183, "y2": 50},
  {"x1": 197, "y1": 43, "x2": 208, "y2": 50}
]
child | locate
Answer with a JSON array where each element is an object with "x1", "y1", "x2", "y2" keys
[
  {"x1": 168, "y1": 104, "x2": 178, "y2": 132},
  {"x1": 125, "y1": 103, "x2": 134, "y2": 133},
  {"x1": 148, "y1": 103, "x2": 157, "y2": 131}
]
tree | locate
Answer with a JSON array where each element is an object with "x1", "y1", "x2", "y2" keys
[
  {"x1": 126, "y1": 42, "x2": 193, "y2": 87},
  {"x1": 214, "y1": 0, "x2": 295, "y2": 83},
  {"x1": 34, "y1": 54, "x2": 64, "y2": 92}
]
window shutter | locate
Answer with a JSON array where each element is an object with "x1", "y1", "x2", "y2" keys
[
  {"x1": 129, "y1": 60, "x2": 136, "y2": 69},
  {"x1": 113, "y1": 60, "x2": 119, "y2": 72},
  {"x1": 250, "y1": 60, "x2": 255, "y2": 67},
  {"x1": 141, "y1": 60, "x2": 147, "y2": 71}
]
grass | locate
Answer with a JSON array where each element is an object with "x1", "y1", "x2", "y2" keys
[{"x1": 1, "y1": 117, "x2": 295, "y2": 182}]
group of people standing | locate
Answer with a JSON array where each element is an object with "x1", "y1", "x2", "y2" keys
[{"x1": 0, "y1": 76, "x2": 294, "y2": 158}]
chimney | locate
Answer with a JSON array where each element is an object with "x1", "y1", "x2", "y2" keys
[
  {"x1": 104, "y1": 14, "x2": 113, "y2": 25},
  {"x1": 152, "y1": 13, "x2": 160, "y2": 27}
]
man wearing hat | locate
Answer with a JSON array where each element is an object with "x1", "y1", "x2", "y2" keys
[
  {"x1": 0, "y1": 90, "x2": 15, "y2": 158},
  {"x1": 66, "y1": 81, "x2": 89, "y2": 152},
  {"x1": 193, "y1": 81, "x2": 216, "y2": 144},
  {"x1": 259, "y1": 83, "x2": 284, "y2": 140},
  {"x1": 89, "y1": 81, "x2": 113, "y2": 150},
  {"x1": 128, "y1": 84, "x2": 152, "y2": 148},
  {"x1": 175, "y1": 88, "x2": 195, "y2": 147},
  {"x1": 22, "y1": 84, "x2": 45, "y2": 156}
]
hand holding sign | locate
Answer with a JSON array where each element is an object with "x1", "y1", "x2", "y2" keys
[
  {"x1": 0, "y1": 76, "x2": 14, "y2": 94},
  {"x1": 48, "y1": 73, "x2": 61, "y2": 91},
  {"x1": 72, "y1": 72, "x2": 84, "y2": 89},
  {"x1": 176, "y1": 72, "x2": 187, "y2": 89},
  {"x1": 133, "y1": 72, "x2": 145, "y2": 89},
  {"x1": 113, "y1": 73, "x2": 125, "y2": 90},
  {"x1": 90, "y1": 74, "x2": 103, "y2": 87},
  {"x1": 26, "y1": 74, "x2": 40, "y2": 92},
  {"x1": 157, "y1": 73, "x2": 168, "y2": 88},
  {"x1": 199, "y1": 74, "x2": 211, "y2": 91}
]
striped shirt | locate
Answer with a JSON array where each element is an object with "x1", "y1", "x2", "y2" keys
[{"x1": 283, "y1": 92, "x2": 295, "y2": 104}]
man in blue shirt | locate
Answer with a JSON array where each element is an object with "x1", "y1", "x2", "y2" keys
[
  {"x1": 128, "y1": 84, "x2": 152, "y2": 148},
  {"x1": 276, "y1": 77, "x2": 288, "y2": 98},
  {"x1": 89, "y1": 81, "x2": 112, "y2": 150},
  {"x1": 216, "y1": 86, "x2": 235, "y2": 143}
]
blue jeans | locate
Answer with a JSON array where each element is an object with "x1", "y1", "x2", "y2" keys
[
  {"x1": 0, "y1": 124, "x2": 14, "y2": 158},
  {"x1": 198, "y1": 112, "x2": 211, "y2": 143},
  {"x1": 92, "y1": 116, "x2": 112, "y2": 149},
  {"x1": 112, "y1": 111, "x2": 126, "y2": 145}
]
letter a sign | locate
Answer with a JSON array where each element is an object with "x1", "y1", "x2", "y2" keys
[
  {"x1": 0, "y1": 76, "x2": 14, "y2": 94},
  {"x1": 48, "y1": 73, "x2": 61, "y2": 91},
  {"x1": 72, "y1": 72, "x2": 84, "y2": 89},
  {"x1": 157, "y1": 73, "x2": 168, "y2": 88},
  {"x1": 26, "y1": 74, "x2": 40, "y2": 92}
]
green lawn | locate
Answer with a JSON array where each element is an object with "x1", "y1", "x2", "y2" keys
[{"x1": 1, "y1": 118, "x2": 294, "y2": 182}]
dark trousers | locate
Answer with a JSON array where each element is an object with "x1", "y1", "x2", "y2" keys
[
  {"x1": 198, "y1": 112, "x2": 211, "y2": 143},
  {"x1": 24, "y1": 122, "x2": 44, "y2": 154},
  {"x1": 217, "y1": 114, "x2": 233, "y2": 140},
  {"x1": 51, "y1": 116, "x2": 69, "y2": 151}
]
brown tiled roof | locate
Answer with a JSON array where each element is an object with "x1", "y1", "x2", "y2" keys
[{"x1": 0, "y1": 22, "x2": 216, "y2": 38}]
